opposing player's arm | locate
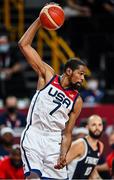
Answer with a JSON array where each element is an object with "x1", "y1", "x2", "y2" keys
[
  {"x1": 18, "y1": 17, "x2": 54, "y2": 79},
  {"x1": 96, "y1": 163, "x2": 110, "y2": 172},
  {"x1": 66, "y1": 140, "x2": 85, "y2": 164},
  {"x1": 89, "y1": 169, "x2": 102, "y2": 180}
]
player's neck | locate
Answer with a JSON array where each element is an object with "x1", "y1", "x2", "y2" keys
[
  {"x1": 60, "y1": 74, "x2": 70, "y2": 88},
  {"x1": 87, "y1": 136, "x2": 98, "y2": 150}
]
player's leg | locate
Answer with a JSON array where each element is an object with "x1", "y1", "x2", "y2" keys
[
  {"x1": 42, "y1": 133, "x2": 68, "y2": 179},
  {"x1": 20, "y1": 144, "x2": 43, "y2": 179},
  {"x1": 20, "y1": 129, "x2": 43, "y2": 179},
  {"x1": 25, "y1": 172, "x2": 40, "y2": 179}
]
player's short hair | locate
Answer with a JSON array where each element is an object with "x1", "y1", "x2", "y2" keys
[{"x1": 64, "y1": 57, "x2": 87, "y2": 72}]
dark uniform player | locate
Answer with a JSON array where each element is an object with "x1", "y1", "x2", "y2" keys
[
  {"x1": 73, "y1": 137, "x2": 101, "y2": 179},
  {"x1": 66, "y1": 115, "x2": 104, "y2": 179}
]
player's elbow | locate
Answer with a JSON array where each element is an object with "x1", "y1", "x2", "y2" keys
[
  {"x1": 66, "y1": 154, "x2": 71, "y2": 165},
  {"x1": 18, "y1": 36, "x2": 29, "y2": 48},
  {"x1": 18, "y1": 40, "x2": 25, "y2": 50},
  {"x1": 18, "y1": 40, "x2": 29, "y2": 53},
  {"x1": 63, "y1": 132, "x2": 72, "y2": 144}
]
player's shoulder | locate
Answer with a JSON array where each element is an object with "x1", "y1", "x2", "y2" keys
[
  {"x1": 38, "y1": 62, "x2": 55, "y2": 81},
  {"x1": 72, "y1": 138, "x2": 87, "y2": 148},
  {"x1": 44, "y1": 62, "x2": 55, "y2": 74},
  {"x1": 73, "y1": 95, "x2": 83, "y2": 109},
  {"x1": 71, "y1": 138, "x2": 87, "y2": 155},
  {"x1": 76, "y1": 95, "x2": 83, "y2": 103}
]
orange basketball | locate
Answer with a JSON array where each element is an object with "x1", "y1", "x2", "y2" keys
[{"x1": 39, "y1": 4, "x2": 65, "y2": 30}]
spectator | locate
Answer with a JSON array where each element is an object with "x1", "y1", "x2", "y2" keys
[
  {"x1": 112, "y1": 159, "x2": 114, "y2": 179},
  {"x1": 0, "y1": 144, "x2": 24, "y2": 179},
  {"x1": 87, "y1": 0, "x2": 114, "y2": 75},
  {"x1": 106, "y1": 131, "x2": 114, "y2": 174},
  {"x1": 62, "y1": 0, "x2": 95, "y2": 58},
  {"x1": 97, "y1": 131, "x2": 114, "y2": 178},
  {"x1": 72, "y1": 126, "x2": 88, "y2": 140},
  {"x1": 81, "y1": 76, "x2": 104, "y2": 104},
  {"x1": 94, "y1": 0, "x2": 114, "y2": 16},
  {"x1": 0, "y1": 29, "x2": 27, "y2": 98},
  {"x1": 79, "y1": 118, "x2": 88, "y2": 128},
  {"x1": 0, "y1": 127, "x2": 14, "y2": 159},
  {"x1": 66, "y1": 0, "x2": 93, "y2": 17},
  {"x1": 97, "y1": 156, "x2": 111, "y2": 180},
  {"x1": 0, "y1": 96, "x2": 26, "y2": 128}
]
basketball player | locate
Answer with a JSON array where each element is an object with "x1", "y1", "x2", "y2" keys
[
  {"x1": 66, "y1": 115, "x2": 104, "y2": 179},
  {"x1": 18, "y1": 7, "x2": 87, "y2": 179}
]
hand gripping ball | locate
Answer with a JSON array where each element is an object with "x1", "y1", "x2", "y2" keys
[{"x1": 39, "y1": 4, "x2": 65, "y2": 30}]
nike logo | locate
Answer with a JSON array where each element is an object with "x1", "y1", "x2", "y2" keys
[
  {"x1": 53, "y1": 81, "x2": 59, "y2": 85},
  {"x1": 69, "y1": 94, "x2": 74, "y2": 98}
]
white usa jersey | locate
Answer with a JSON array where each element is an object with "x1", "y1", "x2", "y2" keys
[{"x1": 26, "y1": 75, "x2": 79, "y2": 132}]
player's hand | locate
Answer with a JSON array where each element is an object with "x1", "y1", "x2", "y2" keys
[{"x1": 54, "y1": 154, "x2": 66, "y2": 169}]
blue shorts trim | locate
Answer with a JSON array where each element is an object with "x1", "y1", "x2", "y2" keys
[
  {"x1": 42, "y1": 177, "x2": 68, "y2": 180},
  {"x1": 25, "y1": 169, "x2": 42, "y2": 178},
  {"x1": 21, "y1": 91, "x2": 40, "y2": 171}
]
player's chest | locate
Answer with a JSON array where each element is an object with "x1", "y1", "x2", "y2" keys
[{"x1": 39, "y1": 86, "x2": 73, "y2": 109}]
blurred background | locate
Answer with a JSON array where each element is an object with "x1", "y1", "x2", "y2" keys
[{"x1": 0, "y1": 0, "x2": 114, "y2": 179}]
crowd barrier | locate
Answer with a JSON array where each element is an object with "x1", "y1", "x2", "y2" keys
[
  {"x1": 78, "y1": 103, "x2": 114, "y2": 125},
  {"x1": 0, "y1": 104, "x2": 114, "y2": 125},
  {"x1": 0, "y1": 104, "x2": 113, "y2": 155}
]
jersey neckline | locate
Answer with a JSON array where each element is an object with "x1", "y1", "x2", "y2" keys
[{"x1": 58, "y1": 75, "x2": 77, "y2": 91}]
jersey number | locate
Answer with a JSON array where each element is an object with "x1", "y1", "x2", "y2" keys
[
  {"x1": 84, "y1": 167, "x2": 92, "y2": 176},
  {"x1": 49, "y1": 100, "x2": 61, "y2": 115}
]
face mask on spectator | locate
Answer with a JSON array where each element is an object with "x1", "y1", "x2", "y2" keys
[
  {"x1": 11, "y1": 159, "x2": 23, "y2": 168},
  {"x1": 87, "y1": 80, "x2": 98, "y2": 91},
  {"x1": 110, "y1": 144, "x2": 114, "y2": 150},
  {"x1": 0, "y1": 44, "x2": 10, "y2": 53},
  {"x1": 3, "y1": 140, "x2": 13, "y2": 146},
  {"x1": 7, "y1": 107, "x2": 17, "y2": 114}
]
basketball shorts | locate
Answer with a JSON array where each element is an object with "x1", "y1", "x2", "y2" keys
[{"x1": 20, "y1": 126, "x2": 68, "y2": 179}]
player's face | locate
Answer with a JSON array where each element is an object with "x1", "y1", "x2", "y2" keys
[
  {"x1": 69, "y1": 65, "x2": 86, "y2": 90},
  {"x1": 88, "y1": 118, "x2": 103, "y2": 139}
]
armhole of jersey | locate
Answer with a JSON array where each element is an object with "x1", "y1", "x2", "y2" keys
[
  {"x1": 75, "y1": 138, "x2": 88, "y2": 162},
  {"x1": 97, "y1": 141, "x2": 103, "y2": 155},
  {"x1": 39, "y1": 74, "x2": 56, "y2": 92},
  {"x1": 68, "y1": 93, "x2": 80, "y2": 116}
]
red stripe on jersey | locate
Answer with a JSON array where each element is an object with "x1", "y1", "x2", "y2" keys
[{"x1": 51, "y1": 75, "x2": 79, "y2": 101}]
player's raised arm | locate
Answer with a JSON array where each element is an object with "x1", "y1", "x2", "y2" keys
[
  {"x1": 18, "y1": 3, "x2": 64, "y2": 78},
  {"x1": 18, "y1": 17, "x2": 47, "y2": 76}
]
